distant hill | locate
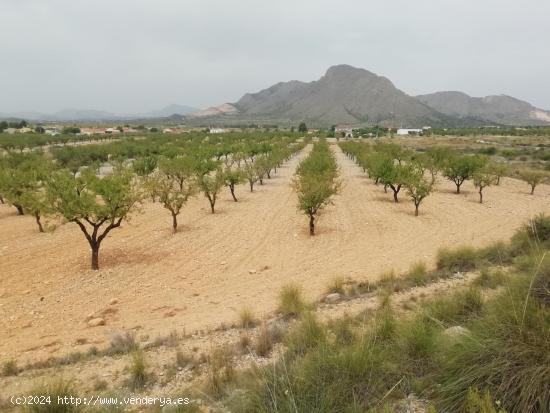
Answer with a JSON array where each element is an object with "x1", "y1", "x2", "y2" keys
[
  {"x1": 143, "y1": 104, "x2": 199, "y2": 118},
  {"x1": 416, "y1": 91, "x2": 550, "y2": 126},
  {"x1": 184, "y1": 64, "x2": 550, "y2": 128},
  {"x1": 0, "y1": 104, "x2": 199, "y2": 122},
  {"x1": 229, "y1": 65, "x2": 453, "y2": 127}
]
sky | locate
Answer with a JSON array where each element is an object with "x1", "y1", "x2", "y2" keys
[{"x1": 1, "y1": 0, "x2": 550, "y2": 114}]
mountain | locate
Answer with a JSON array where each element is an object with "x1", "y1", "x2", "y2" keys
[
  {"x1": 187, "y1": 103, "x2": 239, "y2": 118},
  {"x1": 0, "y1": 104, "x2": 199, "y2": 122},
  {"x1": 228, "y1": 65, "x2": 452, "y2": 127},
  {"x1": 416, "y1": 91, "x2": 550, "y2": 126},
  {"x1": 187, "y1": 65, "x2": 549, "y2": 127},
  {"x1": 143, "y1": 104, "x2": 198, "y2": 118}
]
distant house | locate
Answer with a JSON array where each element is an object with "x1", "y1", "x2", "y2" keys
[
  {"x1": 79, "y1": 127, "x2": 106, "y2": 136},
  {"x1": 162, "y1": 128, "x2": 174, "y2": 134},
  {"x1": 4, "y1": 128, "x2": 17, "y2": 134},
  {"x1": 396, "y1": 128, "x2": 423, "y2": 136},
  {"x1": 209, "y1": 127, "x2": 226, "y2": 134},
  {"x1": 335, "y1": 125, "x2": 353, "y2": 139}
]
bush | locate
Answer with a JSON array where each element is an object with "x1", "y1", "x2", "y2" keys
[
  {"x1": 278, "y1": 283, "x2": 306, "y2": 317},
  {"x1": 473, "y1": 268, "x2": 506, "y2": 289},
  {"x1": 238, "y1": 307, "x2": 257, "y2": 329},
  {"x1": 206, "y1": 346, "x2": 235, "y2": 398},
  {"x1": 108, "y1": 331, "x2": 137, "y2": 354},
  {"x1": 128, "y1": 350, "x2": 147, "y2": 390},
  {"x1": 425, "y1": 287, "x2": 484, "y2": 326},
  {"x1": 1, "y1": 360, "x2": 18, "y2": 376},
  {"x1": 25, "y1": 379, "x2": 81, "y2": 413},
  {"x1": 254, "y1": 323, "x2": 274, "y2": 357},
  {"x1": 284, "y1": 312, "x2": 326, "y2": 357},
  {"x1": 437, "y1": 246, "x2": 479, "y2": 272},
  {"x1": 407, "y1": 261, "x2": 430, "y2": 286},
  {"x1": 435, "y1": 276, "x2": 550, "y2": 412},
  {"x1": 325, "y1": 276, "x2": 345, "y2": 294}
]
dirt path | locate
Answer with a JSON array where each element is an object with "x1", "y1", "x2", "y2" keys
[{"x1": 1, "y1": 143, "x2": 549, "y2": 364}]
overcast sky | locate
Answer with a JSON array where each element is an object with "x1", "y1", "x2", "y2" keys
[{"x1": 1, "y1": 0, "x2": 549, "y2": 114}]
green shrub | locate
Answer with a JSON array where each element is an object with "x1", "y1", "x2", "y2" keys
[
  {"x1": 325, "y1": 276, "x2": 345, "y2": 294},
  {"x1": 473, "y1": 268, "x2": 506, "y2": 289},
  {"x1": 238, "y1": 307, "x2": 257, "y2": 329},
  {"x1": 463, "y1": 388, "x2": 507, "y2": 413},
  {"x1": 435, "y1": 276, "x2": 550, "y2": 412},
  {"x1": 1, "y1": 360, "x2": 18, "y2": 376},
  {"x1": 437, "y1": 246, "x2": 479, "y2": 272},
  {"x1": 128, "y1": 349, "x2": 147, "y2": 390},
  {"x1": 285, "y1": 312, "x2": 326, "y2": 357},
  {"x1": 25, "y1": 379, "x2": 81, "y2": 413},
  {"x1": 407, "y1": 261, "x2": 430, "y2": 286},
  {"x1": 425, "y1": 287, "x2": 484, "y2": 326},
  {"x1": 206, "y1": 346, "x2": 235, "y2": 398},
  {"x1": 278, "y1": 283, "x2": 306, "y2": 317}
]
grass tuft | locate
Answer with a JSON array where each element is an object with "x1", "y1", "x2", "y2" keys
[{"x1": 278, "y1": 283, "x2": 306, "y2": 317}]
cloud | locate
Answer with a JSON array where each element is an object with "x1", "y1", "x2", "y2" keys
[{"x1": 1, "y1": 0, "x2": 549, "y2": 113}]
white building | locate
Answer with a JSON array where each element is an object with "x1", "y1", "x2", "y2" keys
[
  {"x1": 209, "y1": 127, "x2": 226, "y2": 134},
  {"x1": 396, "y1": 128, "x2": 423, "y2": 136},
  {"x1": 335, "y1": 125, "x2": 353, "y2": 139}
]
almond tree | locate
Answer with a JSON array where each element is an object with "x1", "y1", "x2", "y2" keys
[
  {"x1": 243, "y1": 162, "x2": 258, "y2": 192},
  {"x1": 443, "y1": 155, "x2": 485, "y2": 194},
  {"x1": 152, "y1": 157, "x2": 197, "y2": 232},
  {"x1": 404, "y1": 167, "x2": 433, "y2": 216},
  {"x1": 46, "y1": 166, "x2": 141, "y2": 270},
  {"x1": 295, "y1": 140, "x2": 339, "y2": 235},
  {"x1": 518, "y1": 168, "x2": 547, "y2": 194},
  {"x1": 379, "y1": 162, "x2": 409, "y2": 203},
  {"x1": 223, "y1": 167, "x2": 245, "y2": 202},
  {"x1": 195, "y1": 160, "x2": 225, "y2": 213},
  {"x1": 473, "y1": 170, "x2": 497, "y2": 203}
]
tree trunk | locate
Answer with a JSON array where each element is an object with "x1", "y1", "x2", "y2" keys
[
  {"x1": 0, "y1": 196, "x2": 4, "y2": 204},
  {"x1": 91, "y1": 244, "x2": 100, "y2": 271},
  {"x1": 479, "y1": 188, "x2": 483, "y2": 203},
  {"x1": 456, "y1": 183, "x2": 461, "y2": 194},
  {"x1": 172, "y1": 213, "x2": 178, "y2": 233},
  {"x1": 259, "y1": 178, "x2": 263, "y2": 185},
  {"x1": 267, "y1": 170, "x2": 271, "y2": 179},
  {"x1": 249, "y1": 180, "x2": 254, "y2": 192},
  {"x1": 393, "y1": 190, "x2": 399, "y2": 203},
  {"x1": 531, "y1": 184, "x2": 535, "y2": 195},
  {"x1": 209, "y1": 197, "x2": 216, "y2": 213},
  {"x1": 15, "y1": 204, "x2": 24, "y2": 215},
  {"x1": 415, "y1": 203, "x2": 419, "y2": 217},
  {"x1": 496, "y1": 176, "x2": 501, "y2": 185},
  {"x1": 35, "y1": 212, "x2": 44, "y2": 233},
  {"x1": 229, "y1": 184, "x2": 238, "y2": 202},
  {"x1": 309, "y1": 214, "x2": 315, "y2": 236}
]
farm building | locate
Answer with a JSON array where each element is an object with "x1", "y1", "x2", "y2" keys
[{"x1": 396, "y1": 128, "x2": 423, "y2": 135}]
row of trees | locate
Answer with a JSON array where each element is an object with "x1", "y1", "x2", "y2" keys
[
  {"x1": 294, "y1": 139, "x2": 339, "y2": 235},
  {"x1": 0, "y1": 135, "x2": 305, "y2": 270},
  {"x1": 339, "y1": 141, "x2": 547, "y2": 216}
]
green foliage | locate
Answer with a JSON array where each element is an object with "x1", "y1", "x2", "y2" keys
[
  {"x1": 151, "y1": 156, "x2": 197, "y2": 232},
  {"x1": 437, "y1": 246, "x2": 480, "y2": 272},
  {"x1": 128, "y1": 349, "x2": 147, "y2": 390},
  {"x1": 298, "y1": 122, "x2": 308, "y2": 133},
  {"x1": 294, "y1": 140, "x2": 339, "y2": 235},
  {"x1": 25, "y1": 379, "x2": 81, "y2": 412},
  {"x1": 518, "y1": 168, "x2": 548, "y2": 194},
  {"x1": 444, "y1": 154, "x2": 486, "y2": 194},
  {"x1": 46, "y1": 165, "x2": 141, "y2": 269},
  {"x1": 463, "y1": 388, "x2": 507, "y2": 413},
  {"x1": 278, "y1": 283, "x2": 306, "y2": 317},
  {"x1": 473, "y1": 168, "x2": 498, "y2": 203}
]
